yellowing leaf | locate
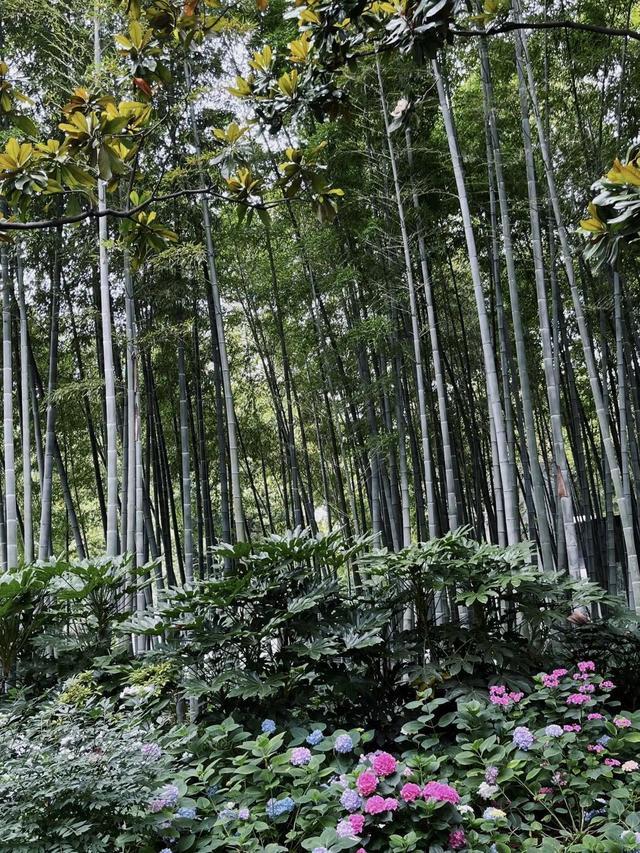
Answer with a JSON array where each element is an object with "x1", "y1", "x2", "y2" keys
[{"x1": 289, "y1": 32, "x2": 311, "y2": 63}]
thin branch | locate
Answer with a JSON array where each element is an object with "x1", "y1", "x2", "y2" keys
[{"x1": 0, "y1": 186, "x2": 295, "y2": 232}]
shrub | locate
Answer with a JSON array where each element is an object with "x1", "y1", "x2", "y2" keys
[
  {"x1": 182, "y1": 662, "x2": 640, "y2": 851},
  {"x1": 0, "y1": 703, "x2": 180, "y2": 852}
]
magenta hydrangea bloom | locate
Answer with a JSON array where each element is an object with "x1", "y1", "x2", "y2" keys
[
  {"x1": 364, "y1": 796, "x2": 387, "y2": 815},
  {"x1": 614, "y1": 717, "x2": 632, "y2": 728},
  {"x1": 448, "y1": 828, "x2": 467, "y2": 849},
  {"x1": 601, "y1": 680, "x2": 615, "y2": 690},
  {"x1": 587, "y1": 713, "x2": 604, "y2": 720},
  {"x1": 563, "y1": 724, "x2": 581, "y2": 733},
  {"x1": 423, "y1": 781, "x2": 461, "y2": 804},
  {"x1": 384, "y1": 798, "x2": 398, "y2": 811},
  {"x1": 356, "y1": 771, "x2": 378, "y2": 796},
  {"x1": 579, "y1": 683, "x2": 595, "y2": 694},
  {"x1": 349, "y1": 814, "x2": 365, "y2": 834},
  {"x1": 542, "y1": 674, "x2": 560, "y2": 688},
  {"x1": 290, "y1": 747, "x2": 312, "y2": 766},
  {"x1": 588, "y1": 743, "x2": 605, "y2": 753},
  {"x1": 605, "y1": 759, "x2": 621, "y2": 767},
  {"x1": 372, "y1": 751, "x2": 397, "y2": 777},
  {"x1": 400, "y1": 782, "x2": 422, "y2": 802},
  {"x1": 578, "y1": 661, "x2": 596, "y2": 673}
]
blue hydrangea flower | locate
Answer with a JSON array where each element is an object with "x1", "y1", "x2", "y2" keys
[
  {"x1": 340, "y1": 789, "x2": 362, "y2": 812},
  {"x1": 597, "y1": 735, "x2": 611, "y2": 746},
  {"x1": 584, "y1": 807, "x2": 607, "y2": 825},
  {"x1": 483, "y1": 807, "x2": 507, "y2": 821},
  {"x1": 266, "y1": 797, "x2": 295, "y2": 818},
  {"x1": 334, "y1": 734, "x2": 354, "y2": 754},
  {"x1": 206, "y1": 785, "x2": 219, "y2": 798},
  {"x1": 261, "y1": 719, "x2": 276, "y2": 734},
  {"x1": 219, "y1": 808, "x2": 237, "y2": 821},
  {"x1": 306, "y1": 729, "x2": 324, "y2": 746},
  {"x1": 512, "y1": 726, "x2": 535, "y2": 750},
  {"x1": 176, "y1": 806, "x2": 197, "y2": 819},
  {"x1": 545, "y1": 725, "x2": 564, "y2": 738}
]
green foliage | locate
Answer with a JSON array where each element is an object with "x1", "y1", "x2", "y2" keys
[
  {"x1": 362, "y1": 530, "x2": 620, "y2": 688},
  {"x1": 0, "y1": 703, "x2": 176, "y2": 852},
  {"x1": 580, "y1": 152, "x2": 640, "y2": 270},
  {"x1": 118, "y1": 530, "x2": 395, "y2": 724}
]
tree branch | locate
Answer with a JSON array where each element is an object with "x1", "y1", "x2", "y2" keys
[{"x1": 0, "y1": 186, "x2": 289, "y2": 232}]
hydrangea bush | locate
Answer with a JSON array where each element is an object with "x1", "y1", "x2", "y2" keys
[
  {"x1": 0, "y1": 704, "x2": 194, "y2": 853},
  {"x1": 194, "y1": 663, "x2": 640, "y2": 852},
  {"x1": 4, "y1": 661, "x2": 640, "y2": 852}
]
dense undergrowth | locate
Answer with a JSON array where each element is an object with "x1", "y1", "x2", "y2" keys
[{"x1": 2, "y1": 530, "x2": 640, "y2": 852}]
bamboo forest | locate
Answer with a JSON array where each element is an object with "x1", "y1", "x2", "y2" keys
[{"x1": 6, "y1": 0, "x2": 640, "y2": 850}]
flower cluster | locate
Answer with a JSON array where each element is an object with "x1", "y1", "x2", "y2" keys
[
  {"x1": 266, "y1": 796, "x2": 295, "y2": 818},
  {"x1": 149, "y1": 783, "x2": 179, "y2": 813},
  {"x1": 489, "y1": 684, "x2": 524, "y2": 707}
]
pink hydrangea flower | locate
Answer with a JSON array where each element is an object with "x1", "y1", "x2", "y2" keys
[
  {"x1": 588, "y1": 744, "x2": 605, "y2": 753},
  {"x1": 356, "y1": 849, "x2": 367, "y2": 853},
  {"x1": 578, "y1": 661, "x2": 596, "y2": 673},
  {"x1": 349, "y1": 814, "x2": 365, "y2": 834},
  {"x1": 566, "y1": 693, "x2": 590, "y2": 705},
  {"x1": 423, "y1": 781, "x2": 461, "y2": 804},
  {"x1": 605, "y1": 759, "x2": 621, "y2": 767},
  {"x1": 552, "y1": 668, "x2": 568, "y2": 677},
  {"x1": 372, "y1": 752, "x2": 397, "y2": 777},
  {"x1": 614, "y1": 717, "x2": 632, "y2": 728},
  {"x1": 400, "y1": 783, "x2": 422, "y2": 802},
  {"x1": 601, "y1": 680, "x2": 615, "y2": 690},
  {"x1": 384, "y1": 798, "x2": 398, "y2": 811},
  {"x1": 622, "y1": 760, "x2": 639, "y2": 772},
  {"x1": 587, "y1": 713, "x2": 604, "y2": 720},
  {"x1": 448, "y1": 829, "x2": 467, "y2": 849},
  {"x1": 489, "y1": 685, "x2": 523, "y2": 707},
  {"x1": 579, "y1": 683, "x2": 595, "y2": 694},
  {"x1": 538, "y1": 787, "x2": 554, "y2": 795},
  {"x1": 563, "y1": 724, "x2": 581, "y2": 733},
  {"x1": 356, "y1": 771, "x2": 378, "y2": 796},
  {"x1": 364, "y1": 796, "x2": 387, "y2": 815},
  {"x1": 542, "y1": 674, "x2": 560, "y2": 688}
]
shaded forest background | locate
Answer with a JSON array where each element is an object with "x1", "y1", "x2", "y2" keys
[{"x1": 1, "y1": 0, "x2": 639, "y2": 603}]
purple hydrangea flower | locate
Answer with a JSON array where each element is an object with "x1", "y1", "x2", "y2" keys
[
  {"x1": 290, "y1": 747, "x2": 312, "y2": 766},
  {"x1": 336, "y1": 819, "x2": 355, "y2": 838},
  {"x1": 513, "y1": 726, "x2": 535, "y2": 750},
  {"x1": 334, "y1": 734, "x2": 354, "y2": 754},
  {"x1": 484, "y1": 766, "x2": 498, "y2": 785},
  {"x1": 141, "y1": 742, "x2": 162, "y2": 760},
  {"x1": 340, "y1": 789, "x2": 362, "y2": 812}
]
